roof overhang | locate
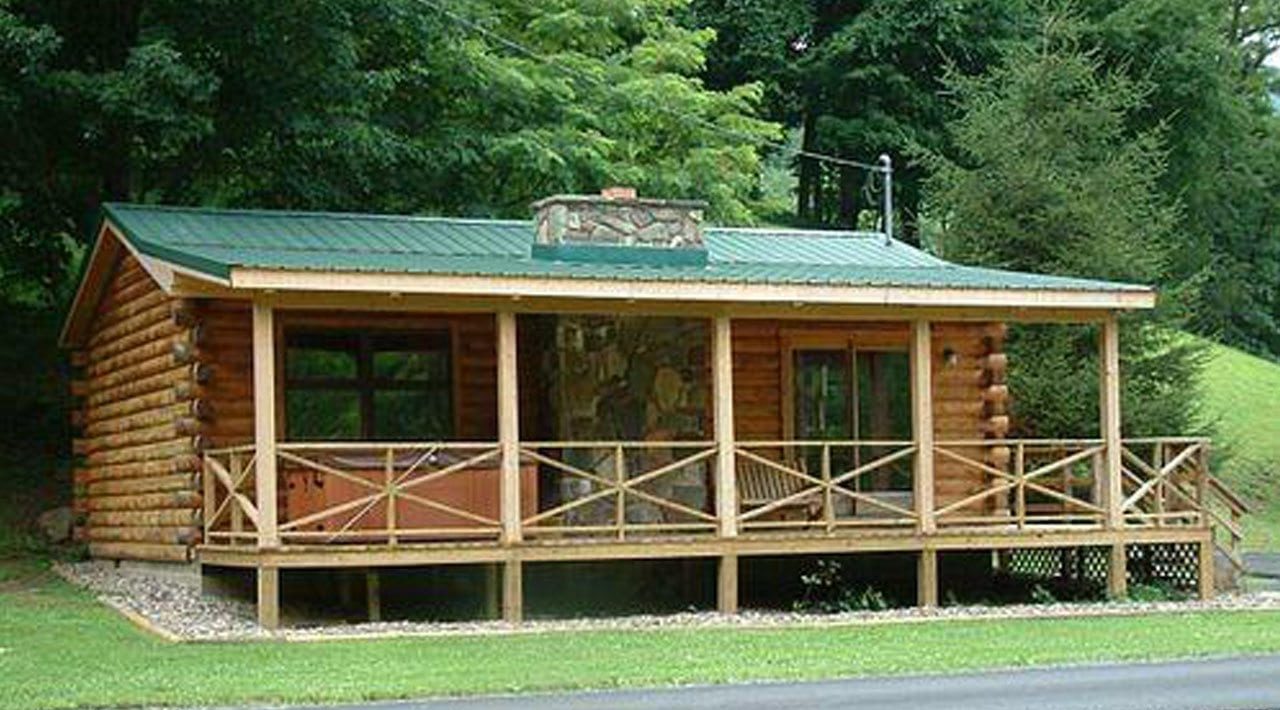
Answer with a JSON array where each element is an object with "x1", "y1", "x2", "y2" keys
[{"x1": 224, "y1": 266, "x2": 1157, "y2": 312}]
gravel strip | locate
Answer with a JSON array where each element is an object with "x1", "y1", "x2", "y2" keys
[{"x1": 55, "y1": 560, "x2": 1280, "y2": 643}]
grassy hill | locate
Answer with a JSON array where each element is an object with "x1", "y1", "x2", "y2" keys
[{"x1": 1197, "y1": 338, "x2": 1280, "y2": 550}]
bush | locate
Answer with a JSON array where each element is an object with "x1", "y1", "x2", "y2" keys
[{"x1": 794, "y1": 559, "x2": 892, "y2": 613}]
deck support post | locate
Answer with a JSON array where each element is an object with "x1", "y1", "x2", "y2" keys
[
  {"x1": 366, "y1": 569, "x2": 381, "y2": 622},
  {"x1": 1107, "y1": 543, "x2": 1128, "y2": 599},
  {"x1": 1100, "y1": 315, "x2": 1123, "y2": 530},
  {"x1": 911, "y1": 321, "x2": 935, "y2": 534},
  {"x1": 712, "y1": 315, "x2": 738, "y2": 539},
  {"x1": 251, "y1": 300, "x2": 279, "y2": 549},
  {"x1": 918, "y1": 548, "x2": 938, "y2": 608},
  {"x1": 503, "y1": 559, "x2": 523, "y2": 623},
  {"x1": 1198, "y1": 537, "x2": 1215, "y2": 601},
  {"x1": 497, "y1": 311, "x2": 522, "y2": 545},
  {"x1": 718, "y1": 553, "x2": 738, "y2": 614},
  {"x1": 257, "y1": 564, "x2": 279, "y2": 629}
]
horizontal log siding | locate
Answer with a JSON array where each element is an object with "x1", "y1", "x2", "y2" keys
[{"x1": 71, "y1": 255, "x2": 200, "y2": 562}]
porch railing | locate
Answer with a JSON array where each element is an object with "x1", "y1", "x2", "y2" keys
[
  {"x1": 519, "y1": 441, "x2": 719, "y2": 539},
  {"x1": 200, "y1": 436, "x2": 1244, "y2": 552},
  {"x1": 733, "y1": 440, "x2": 918, "y2": 532},
  {"x1": 931, "y1": 439, "x2": 1108, "y2": 528}
]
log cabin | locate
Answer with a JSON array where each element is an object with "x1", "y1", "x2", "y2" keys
[{"x1": 59, "y1": 188, "x2": 1246, "y2": 628}]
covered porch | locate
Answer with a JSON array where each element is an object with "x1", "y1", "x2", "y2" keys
[{"x1": 196, "y1": 304, "x2": 1232, "y2": 627}]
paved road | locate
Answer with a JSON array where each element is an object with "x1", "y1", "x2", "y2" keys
[
  {"x1": 1246, "y1": 552, "x2": 1280, "y2": 579},
  {"x1": 304, "y1": 655, "x2": 1280, "y2": 710}
]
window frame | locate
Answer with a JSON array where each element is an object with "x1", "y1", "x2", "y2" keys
[{"x1": 281, "y1": 327, "x2": 456, "y2": 442}]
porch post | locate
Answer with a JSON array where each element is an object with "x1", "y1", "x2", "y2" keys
[
  {"x1": 497, "y1": 311, "x2": 522, "y2": 545},
  {"x1": 712, "y1": 315, "x2": 737, "y2": 539},
  {"x1": 252, "y1": 300, "x2": 280, "y2": 629},
  {"x1": 1100, "y1": 314, "x2": 1123, "y2": 530},
  {"x1": 911, "y1": 320, "x2": 936, "y2": 534},
  {"x1": 251, "y1": 300, "x2": 279, "y2": 549}
]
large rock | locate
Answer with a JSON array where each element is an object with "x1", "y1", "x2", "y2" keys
[{"x1": 37, "y1": 506, "x2": 74, "y2": 543}]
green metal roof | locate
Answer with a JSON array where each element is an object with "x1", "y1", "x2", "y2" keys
[{"x1": 100, "y1": 203, "x2": 1150, "y2": 293}]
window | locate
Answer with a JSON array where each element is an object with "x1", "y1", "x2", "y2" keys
[{"x1": 284, "y1": 330, "x2": 453, "y2": 441}]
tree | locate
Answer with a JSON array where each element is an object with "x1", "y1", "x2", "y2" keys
[
  {"x1": 691, "y1": 0, "x2": 1028, "y2": 239},
  {"x1": 920, "y1": 11, "x2": 1205, "y2": 438}
]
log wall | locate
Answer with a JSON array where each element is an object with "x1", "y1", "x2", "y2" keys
[{"x1": 69, "y1": 255, "x2": 203, "y2": 562}]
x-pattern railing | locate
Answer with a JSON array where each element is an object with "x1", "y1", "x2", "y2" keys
[
  {"x1": 520, "y1": 441, "x2": 718, "y2": 539},
  {"x1": 932, "y1": 440, "x2": 1107, "y2": 528},
  {"x1": 734, "y1": 441, "x2": 918, "y2": 532},
  {"x1": 275, "y1": 442, "x2": 502, "y2": 543},
  {"x1": 1119, "y1": 438, "x2": 1207, "y2": 527},
  {"x1": 202, "y1": 445, "x2": 261, "y2": 545}
]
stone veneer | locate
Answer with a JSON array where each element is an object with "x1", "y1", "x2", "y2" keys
[{"x1": 532, "y1": 189, "x2": 707, "y2": 249}]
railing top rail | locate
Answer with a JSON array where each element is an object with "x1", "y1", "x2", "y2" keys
[
  {"x1": 1121, "y1": 436, "x2": 1212, "y2": 445},
  {"x1": 275, "y1": 441, "x2": 500, "y2": 452},
  {"x1": 935, "y1": 438, "x2": 1104, "y2": 447},
  {"x1": 737, "y1": 439, "x2": 915, "y2": 447},
  {"x1": 520, "y1": 440, "x2": 716, "y2": 449},
  {"x1": 204, "y1": 444, "x2": 257, "y2": 455}
]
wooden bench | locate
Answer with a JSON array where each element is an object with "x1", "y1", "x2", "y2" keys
[{"x1": 737, "y1": 456, "x2": 823, "y2": 521}]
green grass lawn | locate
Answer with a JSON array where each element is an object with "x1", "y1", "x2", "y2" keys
[
  {"x1": 3, "y1": 559, "x2": 1280, "y2": 710},
  {"x1": 1197, "y1": 338, "x2": 1280, "y2": 550}
]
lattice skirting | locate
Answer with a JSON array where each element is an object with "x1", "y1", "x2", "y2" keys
[
  {"x1": 1126, "y1": 542, "x2": 1199, "y2": 593},
  {"x1": 1002, "y1": 546, "x2": 1110, "y2": 587}
]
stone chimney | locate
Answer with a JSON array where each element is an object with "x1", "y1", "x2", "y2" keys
[{"x1": 532, "y1": 188, "x2": 707, "y2": 250}]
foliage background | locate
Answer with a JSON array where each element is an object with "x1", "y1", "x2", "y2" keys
[{"x1": 1, "y1": 0, "x2": 1278, "y2": 528}]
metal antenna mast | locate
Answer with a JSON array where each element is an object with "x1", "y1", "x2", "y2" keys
[{"x1": 879, "y1": 154, "x2": 893, "y2": 246}]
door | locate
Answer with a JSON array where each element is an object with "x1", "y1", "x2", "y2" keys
[{"x1": 791, "y1": 346, "x2": 912, "y2": 492}]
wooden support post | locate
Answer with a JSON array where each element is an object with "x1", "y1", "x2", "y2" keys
[
  {"x1": 918, "y1": 548, "x2": 938, "y2": 608},
  {"x1": 502, "y1": 559, "x2": 523, "y2": 623},
  {"x1": 1100, "y1": 315, "x2": 1123, "y2": 530},
  {"x1": 718, "y1": 553, "x2": 738, "y2": 614},
  {"x1": 911, "y1": 321, "x2": 936, "y2": 534},
  {"x1": 252, "y1": 300, "x2": 279, "y2": 548},
  {"x1": 366, "y1": 569, "x2": 381, "y2": 622},
  {"x1": 1198, "y1": 537, "x2": 1215, "y2": 601},
  {"x1": 497, "y1": 311, "x2": 522, "y2": 544},
  {"x1": 1108, "y1": 542, "x2": 1128, "y2": 599},
  {"x1": 712, "y1": 315, "x2": 738, "y2": 539},
  {"x1": 257, "y1": 565, "x2": 279, "y2": 630}
]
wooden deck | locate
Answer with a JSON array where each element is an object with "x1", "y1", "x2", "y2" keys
[{"x1": 198, "y1": 434, "x2": 1243, "y2": 626}]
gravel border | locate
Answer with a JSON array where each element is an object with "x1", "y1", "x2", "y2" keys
[{"x1": 55, "y1": 560, "x2": 1280, "y2": 643}]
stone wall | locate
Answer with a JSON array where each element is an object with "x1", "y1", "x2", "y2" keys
[
  {"x1": 540, "y1": 316, "x2": 710, "y2": 525},
  {"x1": 532, "y1": 192, "x2": 706, "y2": 249}
]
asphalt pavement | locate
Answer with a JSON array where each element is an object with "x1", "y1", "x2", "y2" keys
[{"x1": 296, "y1": 654, "x2": 1280, "y2": 710}]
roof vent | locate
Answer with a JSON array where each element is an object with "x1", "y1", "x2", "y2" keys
[{"x1": 531, "y1": 189, "x2": 708, "y2": 265}]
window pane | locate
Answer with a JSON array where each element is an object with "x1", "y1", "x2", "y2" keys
[
  {"x1": 372, "y1": 349, "x2": 450, "y2": 381},
  {"x1": 286, "y1": 389, "x2": 360, "y2": 440},
  {"x1": 373, "y1": 389, "x2": 451, "y2": 440},
  {"x1": 856, "y1": 351, "x2": 912, "y2": 488},
  {"x1": 286, "y1": 333, "x2": 358, "y2": 380},
  {"x1": 794, "y1": 350, "x2": 852, "y2": 440}
]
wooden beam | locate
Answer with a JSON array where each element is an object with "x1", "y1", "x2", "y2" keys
[
  {"x1": 712, "y1": 316, "x2": 737, "y2": 539},
  {"x1": 1108, "y1": 542, "x2": 1127, "y2": 598},
  {"x1": 229, "y1": 266, "x2": 1158, "y2": 311},
  {"x1": 1198, "y1": 538, "x2": 1215, "y2": 601},
  {"x1": 502, "y1": 559, "x2": 523, "y2": 623},
  {"x1": 911, "y1": 320, "x2": 936, "y2": 534},
  {"x1": 718, "y1": 553, "x2": 738, "y2": 614},
  {"x1": 366, "y1": 569, "x2": 382, "y2": 622},
  {"x1": 257, "y1": 565, "x2": 279, "y2": 629},
  {"x1": 497, "y1": 311, "x2": 522, "y2": 544},
  {"x1": 918, "y1": 548, "x2": 938, "y2": 608},
  {"x1": 1100, "y1": 315, "x2": 1123, "y2": 530},
  {"x1": 252, "y1": 300, "x2": 279, "y2": 547}
]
